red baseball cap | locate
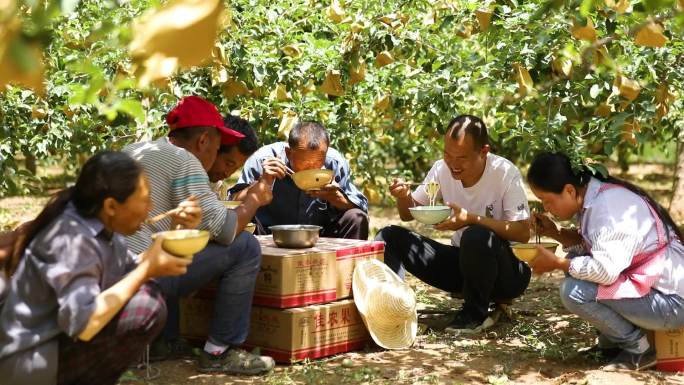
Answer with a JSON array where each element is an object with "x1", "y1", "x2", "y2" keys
[{"x1": 166, "y1": 96, "x2": 245, "y2": 145}]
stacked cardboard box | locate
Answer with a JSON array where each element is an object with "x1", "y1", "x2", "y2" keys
[
  {"x1": 180, "y1": 236, "x2": 384, "y2": 362},
  {"x1": 656, "y1": 328, "x2": 684, "y2": 371},
  {"x1": 252, "y1": 236, "x2": 384, "y2": 307}
]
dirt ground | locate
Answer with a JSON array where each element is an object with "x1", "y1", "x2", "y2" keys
[
  {"x1": 2, "y1": 163, "x2": 684, "y2": 384},
  {"x1": 116, "y1": 267, "x2": 684, "y2": 385}
]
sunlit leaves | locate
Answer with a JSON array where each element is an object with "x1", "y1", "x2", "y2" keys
[
  {"x1": 634, "y1": 22, "x2": 668, "y2": 47},
  {"x1": 129, "y1": 0, "x2": 224, "y2": 86}
]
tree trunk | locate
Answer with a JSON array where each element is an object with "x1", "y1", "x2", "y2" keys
[
  {"x1": 669, "y1": 141, "x2": 684, "y2": 225},
  {"x1": 24, "y1": 153, "x2": 36, "y2": 175}
]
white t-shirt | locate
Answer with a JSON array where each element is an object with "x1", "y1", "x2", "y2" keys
[{"x1": 412, "y1": 153, "x2": 530, "y2": 247}]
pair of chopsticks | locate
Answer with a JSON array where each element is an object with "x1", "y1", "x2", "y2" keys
[
  {"x1": 531, "y1": 203, "x2": 542, "y2": 244},
  {"x1": 144, "y1": 193, "x2": 211, "y2": 225}
]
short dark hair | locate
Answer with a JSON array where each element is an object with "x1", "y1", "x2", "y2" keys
[
  {"x1": 288, "y1": 121, "x2": 330, "y2": 150},
  {"x1": 445, "y1": 115, "x2": 489, "y2": 149},
  {"x1": 167, "y1": 126, "x2": 220, "y2": 142},
  {"x1": 218, "y1": 115, "x2": 258, "y2": 156}
]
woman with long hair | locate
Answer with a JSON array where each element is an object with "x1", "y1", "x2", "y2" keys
[
  {"x1": 526, "y1": 152, "x2": 684, "y2": 371},
  {"x1": 0, "y1": 151, "x2": 198, "y2": 385}
]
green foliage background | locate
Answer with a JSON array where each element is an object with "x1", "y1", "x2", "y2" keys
[{"x1": 1, "y1": 0, "x2": 683, "y2": 200}]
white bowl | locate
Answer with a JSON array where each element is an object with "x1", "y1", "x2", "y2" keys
[{"x1": 409, "y1": 206, "x2": 452, "y2": 225}]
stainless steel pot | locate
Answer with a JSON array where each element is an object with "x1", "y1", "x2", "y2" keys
[{"x1": 269, "y1": 224, "x2": 322, "y2": 248}]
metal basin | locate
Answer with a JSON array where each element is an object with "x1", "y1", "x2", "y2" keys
[{"x1": 269, "y1": 224, "x2": 322, "y2": 248}]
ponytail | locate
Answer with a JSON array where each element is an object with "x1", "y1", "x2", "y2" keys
[{"x1": 7, "y1": 151, "x2": 142, "y2": 276}]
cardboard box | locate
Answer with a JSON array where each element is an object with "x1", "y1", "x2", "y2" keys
[
  {"x1": 313, "y1": 238, "x2": 384, "y2": 298},
  {"x1": 244, "y1": 299, "x2": 371, "y2": 363},
  {"x1": 253, "y1": 239, "x2": 338, "y2": 308},
  {"x1": 253, "y1": 236, "x2": 384, "y2": 308},
  {"x1": 656, "y1": 328, "x2": 684, "y2": 371},
  {"x1": 180, "y1": 297, "x2": 370, "y2": 363}
]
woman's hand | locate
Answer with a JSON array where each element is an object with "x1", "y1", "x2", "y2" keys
[
  {"x1": 140, "y1": 235, "x2": 192, "y2": 279},
  {"x1": 528, "y1": 245, "x2": 569, "y2": 275},
  {"x1": 170, "y1": 195, "x2": 202, "y2": 229},
  {"x1": 530, "y1": 212, "x2": 560, "y2": 239}
]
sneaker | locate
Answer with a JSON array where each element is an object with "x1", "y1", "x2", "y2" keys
[
  {"x1": 149, "y1": 337, "x2": 196, "y2": 362},
  {"x1": 601, "y1": 348, "x2": 657, "y2": 371},
  {"x1": 444, "y1": 309, "x2": 487, "y2": 334},
  {"x1": 198, "y1": 348, "x2": 275, "y2": 375},
  {"x1": 577, "y1": 344, "x2": 621, "y2": 362}
]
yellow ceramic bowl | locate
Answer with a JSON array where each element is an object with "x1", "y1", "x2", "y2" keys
[
  {"x1": 291, "y1": 169, "x2": 334, "y2": 191},
  {"x1": 511, "y1": 242, "x2": 558, "y2": 263},
  {"x1": 221, "y1": 200, "x2": 242, "y2": 209},
  {"x1": 151, "y1": 229, "x2": 210, "y2": 258}
]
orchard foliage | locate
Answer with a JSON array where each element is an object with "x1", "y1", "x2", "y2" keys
[{"x1": 1, "y1": 0, "x2": 683, "y2": 201}]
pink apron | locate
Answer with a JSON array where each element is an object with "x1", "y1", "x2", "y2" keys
[{"x1": 582, "y1": 184, "x2": 668, "y2": 300}]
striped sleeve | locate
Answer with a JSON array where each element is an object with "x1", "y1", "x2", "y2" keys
[
  {"x1": 170, "y1": 159, "x2": 236, "y2": 244},
  {"x1": 568, "y1": 228, "x2": 640, "y2": 285}
]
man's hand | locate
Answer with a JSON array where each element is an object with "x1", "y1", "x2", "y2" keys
[
  {"x1": 388, "y1": 178, "x2": 412, "y2": 201},
  {"x1": 433, "y1": 202, "x2": 471, "y2": 231},
  {"x1": 307, "y1": 182, "x2": 353, "y2": 210},
  {"x1": 260, "y1": 157, "x2": 289, "y2": 185},
  {"x1": 245, "y1": 177, "x2": 274, "y2": 207},
  {"x1": 170, "y1": 196, "x2": 202, "y2": 229}
]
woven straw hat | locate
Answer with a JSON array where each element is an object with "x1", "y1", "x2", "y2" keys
[{"x1": 352, "y1": 259, "x2": 417, "y2": 349}]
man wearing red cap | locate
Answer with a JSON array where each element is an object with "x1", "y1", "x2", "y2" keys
[{"x1": 123, "y1": 96, "x2": 278, "y2": 374}]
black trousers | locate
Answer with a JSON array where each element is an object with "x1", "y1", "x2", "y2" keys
[
  {"x1": 255, "y1": 208, "x2": 369, "y2": 240},
  {"x1": 375, "y1": 225, "x2": 531, "y2": 319}
]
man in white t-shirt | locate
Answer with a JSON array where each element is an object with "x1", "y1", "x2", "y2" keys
[{"x1": 376, "y1": 115, "x2": 531, "y2": 331}]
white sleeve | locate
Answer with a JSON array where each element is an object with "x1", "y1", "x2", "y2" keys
[
  {"x1": 568, "y1": 228, "x2": 640, "y2": 285},
  {"x1": 501, "y1": 172, "x2": 529, "y2": 221},
  {"x1": 411, "y1": 162, "x2": 442, "y2": 206}
]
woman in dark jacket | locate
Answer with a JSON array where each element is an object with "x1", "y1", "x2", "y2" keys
[{"x1": 0, "y1": 151, "x2": 198, "y2": 385}]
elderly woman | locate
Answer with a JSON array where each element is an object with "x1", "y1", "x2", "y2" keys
[
  {"x1": 527, "y1": 152, "x2": 684, "y2": 371},
  {"x1": 0, "y1": 151, "x2": 200, "y2": 385}
]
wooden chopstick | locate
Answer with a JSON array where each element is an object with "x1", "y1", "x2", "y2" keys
[
  {"x1": 144, "y1": 192, "x2": 212, "y2": 225},
  {"x1": 145, "y1": 207, "x2": 182, "y2": 225}
]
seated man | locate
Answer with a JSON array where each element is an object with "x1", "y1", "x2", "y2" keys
[
  {"x1": 375, "y1": 115, "x2": 531, "y2": 332},
  {"x1": 208, "y1": 115, "x2": 259, "y2": 199},
  {"x1": 124, "y1": 96, "x2": 277, "y2": 375},
  {"x1": 230, "y1": 121, "x2": 369, "y2": 240}
]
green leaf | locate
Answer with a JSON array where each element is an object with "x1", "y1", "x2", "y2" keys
[
  {"x1": 115, "y1": 99, "x2": 145, "y2": 122},
  {"x1": 580, "y1": 0, "x2": 595, "y2": 16}
]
